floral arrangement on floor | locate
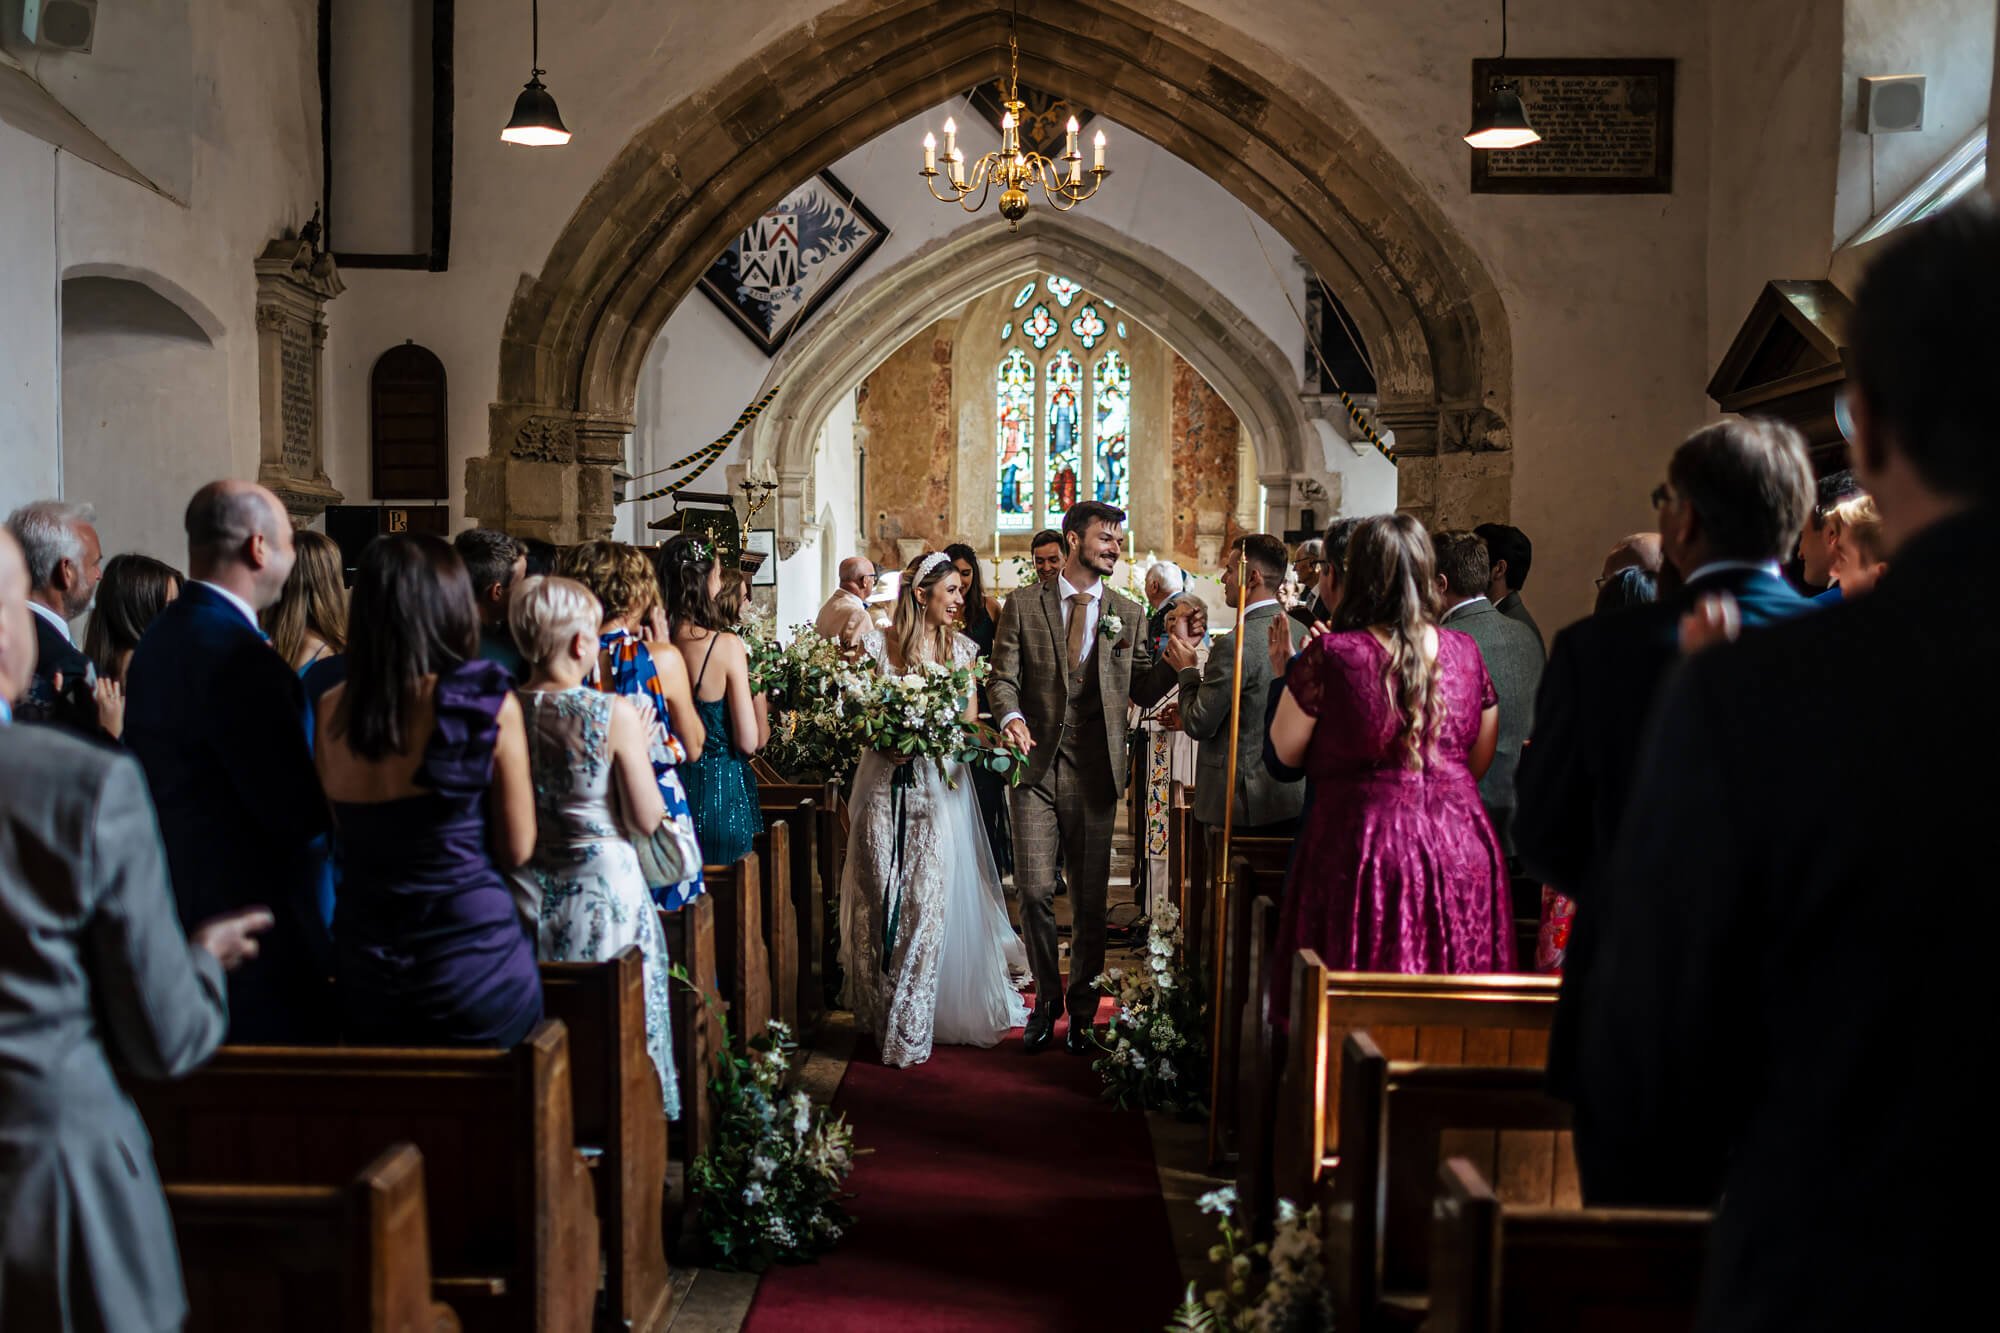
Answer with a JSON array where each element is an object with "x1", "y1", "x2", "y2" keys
[
  {"x1": 741, "y1": 617, "x2": 870, "y2": 784},
  {"x1": 673, "y1": 976, "x2": 860, "y2": 1271},
  {"x1": 1167, "y1": 1187, "x2": 1333, "y2": 1332},
  {"x1": 1091, "y1": 900, "x2": 1209, "y2": 1116}
]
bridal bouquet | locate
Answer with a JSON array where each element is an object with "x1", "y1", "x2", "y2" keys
[
  {"x1": 1092, "y1": 901, "x2": 1209, "y2": 1116},
  {"x1": 852, "y1": 657, "x2": 984, "y2": 775}
]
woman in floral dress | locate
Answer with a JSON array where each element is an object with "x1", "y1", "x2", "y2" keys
[{"x1": 508, "y1": 574, "x2": 680, "y2": 1117}]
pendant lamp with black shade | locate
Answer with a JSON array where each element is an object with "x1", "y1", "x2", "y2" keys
[
  {"x1": 1465, "y1": 0, "x2": 1540, "y2": 150},
  {"x1": 502, "y1": 0, "x2": 570, "y2": 147}
]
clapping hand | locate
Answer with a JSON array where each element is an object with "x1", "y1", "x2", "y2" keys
[
  {"x1": 1162, "y1": 634, "x2": 1199, "y2": 672},
  {"x1": 191, "y1": 907, "x2": 276, "y2": 972},
  {"x1": 1679, "y1": 591, "x2": 1741, "y2": 654}
]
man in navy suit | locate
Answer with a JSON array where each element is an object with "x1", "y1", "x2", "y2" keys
[
  {"x1": 124, "y1": 480, "x2": 333, "y2": 1041},
  {"x1": 3, "y1": 499, "x2": 103, "y2": 734},
  {"x1": 1515, "y1": 417, "x2": 1815, "y2": 1100},
  {"x1": 1574, "y1": 203, "x2": 1997, "y2": 1332}
]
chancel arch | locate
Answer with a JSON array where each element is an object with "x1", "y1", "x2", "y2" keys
[
  {"x1": 740, "y1": 213, "x2": 1319, "y2": 555},
  {"x1": 476, "y1": 0, "x2": 1511, "y2": 541}
]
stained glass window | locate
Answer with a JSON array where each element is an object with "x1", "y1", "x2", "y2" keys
[
  {"x1": 1070, "y1": 304, "x2": 1106, "y2": 349},
  {"x1": 1000, "y1": 321, "x2": 1013, "y2": 341},
  {"x1": 1116, "y1": 320, "x2": 1128, "y2": 339},
  {"x1": 995, "y1": 348, "x2": 1035, "y2": 532},
  {"x1": 1046, "y1": 275, "x2": 1082, "y2": 307},
  {"x1": 1011, "y1": 281, "x2": 1037, "y2": 309},
  {"x1": 1023, "y1": 303, "x2": 1059, "y2": 349},
  {"x1": 1044, "y1": 349, "x2": 1083, "y2": 524},
  {"x1": 1091, "y1": 350, "x2": 1131, "y2": 512}
]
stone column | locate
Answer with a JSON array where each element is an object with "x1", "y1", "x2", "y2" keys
[{"x1": 253, "y1": 234, "x2": 344, "y2": 526}]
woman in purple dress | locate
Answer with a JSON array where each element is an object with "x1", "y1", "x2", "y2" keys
[
  {"x1": 314, "y1": 534, "x2": 542, "y2": 1046},
  {"x1": 1266, "y1": 514, "x2": 1514, "y2": 1023}
]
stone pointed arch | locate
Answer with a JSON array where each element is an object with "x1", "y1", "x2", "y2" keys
[
  {"x1": 738, "y1": 212, "x2": 1317, "y2": 548},
  {"x1": 475, "y1": 0, "x2": 1510, "y2": 539}
]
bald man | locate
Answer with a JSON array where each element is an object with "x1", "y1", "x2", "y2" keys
[
  {"x1": 814, "y1": 555, "x2": 877, "y2": 647},
  {"x1": 125, "y1": 481, "x2": 334, "y2": 1042}
]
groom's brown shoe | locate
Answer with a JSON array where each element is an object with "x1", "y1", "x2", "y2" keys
[{"x1": 1023, "y1": 1008, "x2": 1059, "y2": 1053}]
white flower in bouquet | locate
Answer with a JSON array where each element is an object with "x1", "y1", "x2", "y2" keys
[{"x1": 742, "y1": 1182, "x2": 766, "y2": 1206}]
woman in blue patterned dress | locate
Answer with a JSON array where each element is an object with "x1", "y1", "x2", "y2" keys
[
  {"x1": 560, "y1": 541, "x2": 707, "y2": 907},
  {"x1": 506, "y1": 575, "x2": 679, "y2": 1118},
  {"x1": 658, "y1": 534, "x2": 767, "y2": 865}
]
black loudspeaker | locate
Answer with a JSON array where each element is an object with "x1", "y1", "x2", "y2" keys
[
  {"x1": 324, "y1": 505, "x2": 450, "y2": 582},
  {"x1": 24, "y1": 0, "x2": 98, "y2": 52}
]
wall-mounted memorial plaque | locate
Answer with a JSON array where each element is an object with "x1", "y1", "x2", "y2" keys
[
  {"x1": 254, "y1": 231, "x2": 345, "y2": 524},
  {"x1": 1470, "y1": 58, "x2": 1675, "y2": 194}
]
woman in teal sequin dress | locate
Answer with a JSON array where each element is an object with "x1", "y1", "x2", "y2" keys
[{"x1": 658, "y1": 535, "x2": 767, "y2": 865}]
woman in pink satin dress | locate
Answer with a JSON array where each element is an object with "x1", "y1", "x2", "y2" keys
[{"x1": 1266, "y1": 514, "x2": 1515, "y2": 1024}]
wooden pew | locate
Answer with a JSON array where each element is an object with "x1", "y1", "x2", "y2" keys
[
  {"x1": 170, "y1": 1142, "x2": 459, "y2": 1333},
  {"x1": 137, "y1": 1022, "x2": 599, "y2": 1333},
  {"x1": 1166, "y1": 798, "x2": 1193, "y2": 946},
  {"x1": 1428, "y1": 1158, "x2": 1710, "y2": 1333},
  {"x1": 1211, "y1": 842, "x2": 1289, "y2": 1162},
  {"x1": 540, "y1": 948, "x2": 670, "y2": 1333},
  {"x1": 757, "y1": 778, "x2": 845, "y2": 1008},
  {"x1": 660, "y1": 895, "x2": 722, "y2": 1166},
  {"x1": 1233, "y1": 893, "x2": 1283, "y2": 1231},
  {"x1": 1270, "y1": 956, "x2": 1560, "y2": 1216},
  {"x1": 707, "y1": 851, "x2": 772, "y2": 1048},
  {"x1": 759, "y1": 793, "x2": 826, "y2": 1034},
  {"x1": 751, "y1": 819, "x2": 798, "y2": 1033},
  {"x1": 1328, "y1": 1033, "x2": 1578, "y2": 1330}
]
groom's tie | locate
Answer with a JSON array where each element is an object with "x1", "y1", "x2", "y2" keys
[{"x1": 1066, "y1": 592, "x2": 1089, "y2": 675}]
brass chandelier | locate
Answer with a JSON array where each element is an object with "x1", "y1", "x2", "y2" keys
[{"x1": 919, "y1": 28, "x2": 1109, "y2": 229}]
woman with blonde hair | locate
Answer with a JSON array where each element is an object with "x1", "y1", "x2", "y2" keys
[
  {"x1": 839, "y1": 552, "x2": 1027, "y2": 1067},
  {"x1": 559, "y1": 540, "x2": 705, "y2": 908},
  {"x1": 1265, "y1": 514, "x2": 1512, "y2": 1020},
  {"x1": 264, "y1": 529, "x2": 348, "y2": 673},
  {"x1": 1825, "y1": 493, "x2": 1889, "y2": 597},
  {"x1": 508, "y1": 574, "x2": 681, "y2": 1118}
]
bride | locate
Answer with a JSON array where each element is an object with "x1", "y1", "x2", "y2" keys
[{"x1": 839, "y1": 551, "x2": 1029, "y2": 1067}]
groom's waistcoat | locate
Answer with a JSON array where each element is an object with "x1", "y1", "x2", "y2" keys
[{"x1": 1056, "y1": 629, "x2": 1114, "y2": 800}]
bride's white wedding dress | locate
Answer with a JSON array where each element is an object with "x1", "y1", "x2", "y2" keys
[{"x1": 839, "y1": 630, "x2": 1029, "y2": 1067}]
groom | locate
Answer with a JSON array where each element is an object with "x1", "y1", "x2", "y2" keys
[{"x1": 990, "y1": 501, "x2": 1174, "y2": 1053}]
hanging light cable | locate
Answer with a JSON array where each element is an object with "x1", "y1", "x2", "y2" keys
[
  {"x1": 502, "y1": 0, "x2": 571, "y2": 147},
  {"x1": 1465, "y1": 0, "x2": 1540, "y2": 150}
]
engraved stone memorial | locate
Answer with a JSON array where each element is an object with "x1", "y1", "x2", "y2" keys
[
  {"x1": 254, "y1": 229, "x2": 345, "y2": 524},
  {"x1": 1470, "y1": 59, "x2": 1675, "y2": 194}
]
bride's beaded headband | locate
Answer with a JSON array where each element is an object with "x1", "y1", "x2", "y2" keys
[{"x1": 909, "y1": 550, "x2": 951, "y2": 594}]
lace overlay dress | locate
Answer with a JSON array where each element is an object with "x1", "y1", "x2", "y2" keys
[
  {"x1": 510, "y1": 687, "x2": 680, "y2": 1119},
  {"x1": 838, "y1": 631, "x2": 1028, "y2": 1068}
]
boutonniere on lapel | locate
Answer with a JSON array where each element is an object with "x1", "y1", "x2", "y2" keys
[{"x1": 1099, "y1": 610, "x2": 1125, "y2": 645}]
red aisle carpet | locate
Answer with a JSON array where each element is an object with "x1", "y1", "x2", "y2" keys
[{"x1": 743, "y1": 1001, "x2": 1182, "y2": 1331}]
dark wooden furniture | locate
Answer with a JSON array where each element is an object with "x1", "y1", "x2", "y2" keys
[
  {"x1": 540, "y1": 948, "x2": 671, "y2": 1333},
  {"x1": 759, "y1": 793, "x2": 827, "y2": 1034},
  {"x1": 1211, "y1": 840, "x2": 1289, "y2": 1162},
  {"x1": 751, "y1": 820, "x2": 798, "y2": 1033},
  {"x1": 755, "y1": 778, "x2": 845, "y2": 1008},
  {"x1": 706, "y1": 852, "x2": 772, "y2": 1049},
  {"x1": 169, "y1": 1142, "x2": 460, "y2": 1333},
  {"x1": 660, "y1": 895, "x2": 722, "y2": 1166},
  {"x1": 136, "y1": 1022, "x2": 599, "y2": 1333},
  {"x1": 1428, "y1": 1158, "x2": 1710, "y2": 1333},
  {"x1": 1233, "y1": 892, "x2": 1284, "y2": 1231}
]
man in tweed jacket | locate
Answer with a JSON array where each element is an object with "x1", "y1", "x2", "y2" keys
[{"x1": 989, "y1": 501, "x2": 1174, "y2": 1053}]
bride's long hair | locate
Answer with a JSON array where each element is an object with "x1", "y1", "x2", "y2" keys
[
  {"x1": 891, "y1": 553, "x2": 959, "y2": 671},
  {"x1": 1330, "y1": 514, "x2": 1444, "y2": 770}
]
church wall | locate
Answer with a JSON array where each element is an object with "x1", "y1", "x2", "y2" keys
[
  {"x1": 0, "y1": 118, "x2": 60, "y2": 518},
  {"x1": 1170, "y1": 360, "x2": 1244, "y2": 565},
  {"x1": 855, "y1": 319, "x2": 955, "y2": 568}
]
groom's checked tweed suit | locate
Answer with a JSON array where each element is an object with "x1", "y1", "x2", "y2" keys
[{"x1": 989, "y1": 578, "x2": 1174, "y2": 1022}]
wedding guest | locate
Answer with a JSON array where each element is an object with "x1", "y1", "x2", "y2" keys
[
  {"x1": 264, "y1": 529, "x2": 348, "y2": 673},
  {"x1": 5, "y1": 498, "x2": 103, "y2": 733},
  {"x1": 1574, "y1": 201, "x2": 1997, "y2": 1331},
  {"x1": 1435, "y1": 531, "x2": 1543, "y2": 852},
  {"x1": 315, "y1": 534, "x2": 541, "y2": 1046},
  {"x1": 813, "y1": 556, "x2": 877, "y2": 648},
  {"x1": 1163, "y1": 533, "x2": 1304, "y2": 838},
  {"x1": 714, "y1": 566, "x2": 749, "y2": 626},
  {"x1": 1266, "y1": 515, "x2": 1512, "y2": 1023},
  {"x1": 1799, "y1": 469, "x2": 1865, "y2": 602},
  {"x1": 509, "y1": 574, "x2": 680, "y2": 1117},
  {"x1": 1517, "y1": 416, "x2": 1813, "y2": 1095},
  {"x1": 0, "y1": 524, "x2": 275, "y2": 1333},
  {"x1": 1134, "y1": 594, "x2": 1211, "y2": 906},
  {"x1": 520, "y1": 536, "x2": 558, "y2": 578},
  {"x1": 1593, "y1": 563, "x2": 1660, "y2": 615},
  {"x1": 455, "y1": 528, "x2": 527, "y2": 679},
  {"x1": 1598, "y1": 531, "x2": 1664, "y2": 584},
  {"x1": 125, "y1": 481, "x2": 334, "y2": 1041},
  {"x1": 1288, "y1": 537, "x2": 1328, "y2": 627},
  {"x1": 1143, "y1": 559, "x2": 1187, "y2": 650},
  {"x1": 1474, "y1": 522, "x2": 1543, "y2": 653},
  {"x1": 84, "y1": 553, "x2": 182, "y2": 685},
  {"x1": 80, "y1": 552, "x2": 182, "y2": 740},
  {"x1": 947, "y1": 542, "x2": 1013, "y2": 879},
  {"x1": 1824, "y1": 493, "x2": 1888, "y2": 597},
  {"x1": 661, "y1": 532, "x2": 768, "y2": 866},
  {"x1": 1030, "y1": 528, "x2": 1065, "y2": 584},
  {"x1": 564, "y1": 540, "x2": 706, "y2": 907},
  {"x1": 1265, "y1": 516, "x2": 1362, "y2": 786}
]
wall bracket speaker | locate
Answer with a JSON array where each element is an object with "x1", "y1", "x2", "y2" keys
[
  {"x1": 22, "y1": 0, "x2": 98, "y2": 53},
  {"x1": 1860, "y1": 75, "x2": 1926, "y2": 135}
]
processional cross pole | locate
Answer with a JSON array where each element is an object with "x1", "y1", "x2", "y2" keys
[{"x1": 1206, "y1": 544, "x2": 1250, "y2": 1166}]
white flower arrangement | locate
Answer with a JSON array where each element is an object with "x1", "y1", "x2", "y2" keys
[
  {"x1": 1099, "y1": 610, "x2": 1125, "y2": 642},
  {"x1": 1090, "y1": 900, "x2": 1208, "y2": 1115},
  {"x1": 1167, "y1": 1187, "x2": 1333, "y2": 1332}
]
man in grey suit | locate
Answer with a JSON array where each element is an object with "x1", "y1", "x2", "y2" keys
[
  {"x1": 1435, "y1": 530, "x2": 1544, "y2": 851},
  {"x1": 0, "y1": 526, "x2": 271, "y2": 1332},
  {"x1": 1475, "y1": 522, "x2": 1545, "y2": 654},
  {"x1": 990, "y1": 501, "x2": 1174, "y2": 1053},
  {"x1": 1165, "y1": 533, "x2": 1306, "y2": 836}
]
